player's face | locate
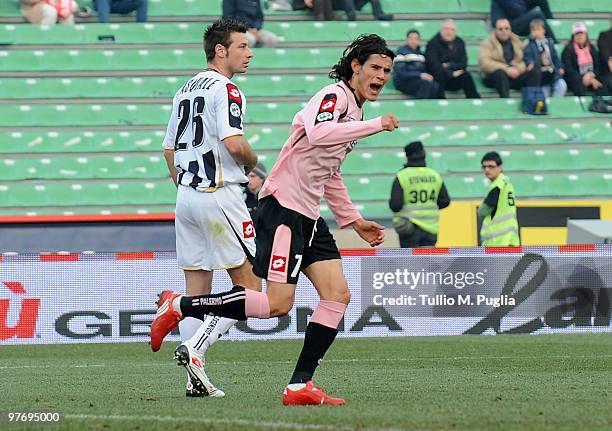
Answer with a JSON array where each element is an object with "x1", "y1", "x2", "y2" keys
[
  {"x1": 351, "y1": 54, "x2": 393, "y2": 103},
  {"x1": 225, "y1": 32, "x2": 253, "y2": 74}
]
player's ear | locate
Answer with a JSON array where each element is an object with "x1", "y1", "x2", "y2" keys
[
  {"x1": 351, "y1": 58, "x2": 362, "y2": 75},
  {"x1": 215, "y1": 43, "x2": 227, "y2": 59}
]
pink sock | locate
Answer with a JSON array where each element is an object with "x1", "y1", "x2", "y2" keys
[
  {"x1": 310, "y1": 300, "x2": 346, "y2": 329},
  {"x1": 245, "y1": 289, "x2": 270, "y2": 318}
]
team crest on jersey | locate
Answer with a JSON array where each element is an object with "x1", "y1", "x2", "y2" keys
[
  {"x1": 242, "y1": 221, "x2": 255, "y2": 239},
  {"x1": 270, "y1": 255, "x2": 287, "y2": 272},
  {"x1": 315, "y1": 93, "x2": 337, "y2": 124},
  {"x1": 227, "y1": 83, "x2": 243, "y2": 129}
]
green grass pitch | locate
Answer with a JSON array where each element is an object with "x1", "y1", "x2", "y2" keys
[{"x1": 1, "y1": 334, "x2": 611, "y2": 431}]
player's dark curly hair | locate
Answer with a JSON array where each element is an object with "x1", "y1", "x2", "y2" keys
[
  {"x1": 329, "y1": 34, "x2": 395, "y2": 82},
  {"x1": 204, "y1": 19, "x2": 248, "y2": 61}
]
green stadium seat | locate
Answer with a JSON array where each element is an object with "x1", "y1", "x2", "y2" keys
[
  {"x1": 1, "y1": 98, "x2": 604, "y2": 128},
  {"x1": 0, "y1": 20, "x2": 491, "y2": 45},
  {"x1": 0, "y1": 180, "x2": 176, "y2": 207},
  {"x1": 458, "y1": 0, "x2": 612, "y2": 13}
]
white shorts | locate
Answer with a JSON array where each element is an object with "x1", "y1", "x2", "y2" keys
[{"x1": 175, "y1": 184, "x2": 256, "y2": 271}]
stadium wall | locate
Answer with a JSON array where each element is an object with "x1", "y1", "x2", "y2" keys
[{"x1": 1, "y1": 246, "x2": 610, "y2": 345}]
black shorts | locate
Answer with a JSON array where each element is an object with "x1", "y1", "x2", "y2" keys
[{"x1": 252, "y1": 196, "x2": 341, "y2": 284}]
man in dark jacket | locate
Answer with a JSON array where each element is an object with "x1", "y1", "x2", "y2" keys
[
  {"x1": 490, "y1": 0, "x2": 556, "y2": 42},
  {"x1": 333, "y1": 0, "x2": 392, "y2": 21},
  {"x1": 425, "y1": 19, "x2": 480, "y2": 99},
  {"x1": 393, "y1": 29, "x2": 439, "y2": 99},
  {"x1": 598, "y1": 15, "x2": 611, "y2": 79},
  {"x1": 223, "y1": 0, "x2": 279, "y2": 47}
]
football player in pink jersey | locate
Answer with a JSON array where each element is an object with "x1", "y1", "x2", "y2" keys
[{"x1": 151, "y1": 34, "x2": 399, "y2": 405}]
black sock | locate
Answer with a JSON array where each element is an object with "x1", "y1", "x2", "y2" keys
[
  {"x1": 180, "y1": 286, "x2": 247, "y2": 321},
  {"x1": 289, "y1": 322, "x2": 338, "y2": 384}
]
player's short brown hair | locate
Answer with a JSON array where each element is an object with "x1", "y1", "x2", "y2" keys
[{"x1": 203, "y1": 19, "x2": 248, "y2": 61}]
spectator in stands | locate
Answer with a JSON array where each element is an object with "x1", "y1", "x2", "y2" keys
[
  {"x1": 389, "y1": 141, "x2": 450, "y2": 248},
  {"x1": 562, "y1": 23, "x2": 610, "y2": 96},
  {"x1": 223, "y1": 0, "x2": 279, "y2": 48},
  {"x1": 597, "y1": 15, "x2": 612, "y2": 79},
  {"x1": 243, "y1": 162, "x2": 267, "y2": 217},
  {"x1": 292, "y1": 0, "x2": 334, "y2": 21},
  {"x1": 20, "y1": 0, "x2": 78, "y2": 24},
  {"x1": 333, "y1": 0, "x2": 393, "y2": 21},
  {"x1": 524, "y1": 19, "x2": 566, "y2": 97},
  {"x1": 425, "y1": 20, "x2": 481, "y2": 99},
  {"x1": 93, "y1": 0, "x2": 147, "y2": 23},
  {"x1": 478, "y1": 151, "x2": 520, "y2": 246},
  {"x1": 479, "y1": 19, "x2": 540, "y2": 98},
  {"x1": 490, "y1": 0, "x2": 556, "y2": 42},
  {"x1": 392, "y1": 29, "x2": 439, "y2": 99}
]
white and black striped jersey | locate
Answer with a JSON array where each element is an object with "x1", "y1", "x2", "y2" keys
[{"x1": 163, "y1": 69, "x2": 248, "y2": 191}]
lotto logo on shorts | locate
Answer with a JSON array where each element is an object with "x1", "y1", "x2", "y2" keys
[
  {"x1": 315, "y1": 93, "x2": 337, "y2": 124},
  {"x1": 270, "y1": 255, "x2": 287, "y2": 272},
  {"x1": 242, "y1": 221, "x2": 255, "y2": 239}
]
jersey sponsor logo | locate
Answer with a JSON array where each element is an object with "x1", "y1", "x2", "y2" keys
[
  {"x1": 227, "y1": 83, "x2": 242, "y2": 103},
  {"x1": 229, "y1": 102, "x2": 241, "y2": 118},
  {"x1": 226, "y1": 83, "x2": 243, "y2": 129},
  {"x1": 314, "y1": 93, "x2": 337, "y2": 124},
  {"x1": 242, "y1": 221, "x2": 255, "y2": 239},
  {"x1": 270, "y1": 255, "x2": 287, "y2": 272},
  {"x1": 316, "y1": 111, "x2": 333, "y2": 122}
]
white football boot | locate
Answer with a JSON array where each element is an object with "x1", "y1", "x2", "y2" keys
[{"x1": 174, "y1": 343, "x2": 225, "y2": 398}]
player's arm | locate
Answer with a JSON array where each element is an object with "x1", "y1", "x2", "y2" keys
[
  {"x1": 163, "y1": 148, "x2": 179, "y2": 187},
  {"x1": 216, "y1": 82, "x2": 258, "y2": 172},
  {"x1": 324, "y1": 171, "x2": 384, "y2": 247},
  {"x1": 303, "y1": 89, "x2": 398, "y2": 146},
  {"x1": 223, "y1": 134, "x2": 258, "y2": 173},
  {"x1": 162, "y1": 97, "x2": 179, "y2": 187}
]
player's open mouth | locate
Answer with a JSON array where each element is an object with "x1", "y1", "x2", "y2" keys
[{"x1": 370, "y1": 83, "x2": 382, "y2": 93}]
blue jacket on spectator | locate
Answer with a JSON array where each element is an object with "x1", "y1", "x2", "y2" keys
[
  {"x1": 491, "y1": 0, "x2": 529, "y2": 23},
  {"x1": 393, "y1": 44, "x2": 427, "y2": 86},
  {"x1": 523, "y1": 37, "x2": 563, "y2": 81},
  {"x1": 223, "y1": 0, "x2": 264, "y2": 30}
]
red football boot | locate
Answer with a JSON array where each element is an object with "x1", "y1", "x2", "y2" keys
[
  {"x1": 282, "y1": 381, "x2": 345, "y2": 406},
  {"x1": 150, "y1": 290, "x2": 183, "y2": 352}
]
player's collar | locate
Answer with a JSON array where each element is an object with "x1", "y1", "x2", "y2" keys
[{"x1": 340, "y1": 79, "x2": 362, "y2": 108}]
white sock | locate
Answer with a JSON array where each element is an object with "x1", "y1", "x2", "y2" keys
[
  {"x1": 172, "y1": 296, "x2": 182, "y2": 315},
  {"x1": 186, "y1": 315, "x2": 237, "y2": 355},
  {"x1": 287, "y1": 383, "x2": 306, "y2": 391},
  {"x1": 179, "y1": 317, "x2": 201, "y2": 386}
]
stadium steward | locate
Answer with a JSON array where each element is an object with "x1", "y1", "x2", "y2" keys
[
  {"x1": 478, "y1": 151, "x2": 520, "y2": 247},
  {"x1": 389, "y1": 141, "x2": 451, "y2": 248}
]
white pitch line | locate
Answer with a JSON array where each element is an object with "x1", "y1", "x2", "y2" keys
[
  {"x1": 64, "y1": 413, "x2": 409, "y2": 431},
  {"x1": 0, "y1": 364, "x2": 105, "y2": 370},
  {"x1": 2, "y1": 354, "x2": 610, "y2": 371}
]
